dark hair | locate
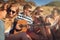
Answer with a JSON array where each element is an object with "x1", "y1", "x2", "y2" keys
[
  {"x1": 23, "y1": 4, "x2": 32, "y2": 10},
  {"x1": 9, "y1": 20, "x2": 17, "y2": 34}
]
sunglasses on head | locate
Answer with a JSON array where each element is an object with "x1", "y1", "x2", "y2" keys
[{"x1": 9, "y1": 9, "x2": 16, "y2": 13}]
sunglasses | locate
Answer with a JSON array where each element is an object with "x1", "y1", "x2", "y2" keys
[
  {"x1": 9, "y1": 9, "x2": 16, "y2": 13},
  {"x1": 27, "y1": 10, "x2": 32, "y2": 12},
  {"x1": 29, "y1": 10, "x2": 32, "y2": 12}
]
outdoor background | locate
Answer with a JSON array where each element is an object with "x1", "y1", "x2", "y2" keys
[
  {"x1": 0, "y1": 0, "x2": 60, "y2": 30},
  {"x1": 0, "y1": 0, "x2": 60, "y2": 15}
]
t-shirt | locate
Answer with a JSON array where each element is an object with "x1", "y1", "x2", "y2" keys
[
  {"x1": 0, "y1": 20, "x2": 5, "y2": 40},
  {"x1": 16, "y1": 12, "x2": 33, "y2": 24}
]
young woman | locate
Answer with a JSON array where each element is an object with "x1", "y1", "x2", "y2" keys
[
  {"x1": 46, "y1": 7, "x2": 60, "y2": 40},
  {"x1": 0, "y1": 4, "x2": 7, "y2": 40},
  {"x1": 5, "y1": 3, "x2": 19, "y2": 34}
]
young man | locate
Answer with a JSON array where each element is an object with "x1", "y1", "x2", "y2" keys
[
  {"x1": 16, "y1": 4, "x2": 33, "y2": 30},
  {"x1": 0, "y1": 8, "x2": 7, "y2": 40}
]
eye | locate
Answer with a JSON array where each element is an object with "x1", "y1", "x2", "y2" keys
[{"x1": 12, "y1": 11, "x2": 15, "y2": 13}]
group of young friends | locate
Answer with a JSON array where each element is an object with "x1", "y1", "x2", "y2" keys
[{"x1": 0, "y1": 3, "x2": 60, "y2": 40}]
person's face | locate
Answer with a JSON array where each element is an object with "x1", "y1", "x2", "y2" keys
[
  {"x1": 53, "y1": 10, "x2": 58, "y2": 16},
  {"x1": 2, "y1": 10, "x2": 7, "y2": 18},
  {"x1": 9, "y1": 7, "x2": 17, "y2": 18},
  {"x1": 24, "y1": 8, "x2": 32, "y2": 15},
  {"x1": 15, "y1": 20, "x2": 28, "y2": 31},
  {"x1": 35, "y1": 9, "x2": 43, "y2": 18},
  {"x1": 35, "y1": 12, "x2": 40, "y2": 18}
]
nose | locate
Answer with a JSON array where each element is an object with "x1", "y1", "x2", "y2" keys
[{"x1": 9, "y1": 12, "x2": 13, "y2": 17}]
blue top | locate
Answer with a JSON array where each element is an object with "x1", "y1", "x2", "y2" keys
[{"x1": 0, "y1": 20, "x2": 5, "y2": 40}]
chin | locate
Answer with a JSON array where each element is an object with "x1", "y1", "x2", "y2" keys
[{"x1": 10, "y1": 16, "x2": 12, "y2": 17}]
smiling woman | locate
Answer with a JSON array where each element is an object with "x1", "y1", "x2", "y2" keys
[
  {"x1": 5, "y1": 3, "x2": 19, "y2": 34},
  {"x1": 0, "y1": 5, "x2": 7, "y2": 40}
]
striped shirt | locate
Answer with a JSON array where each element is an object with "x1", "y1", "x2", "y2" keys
[{"x1": 16, "y1": 12, "x2": 33, "y2": 24}]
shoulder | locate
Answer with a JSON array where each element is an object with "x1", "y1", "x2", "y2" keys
[
  {"x1": 0, "y1": 20, "x2": 4, "y2": 27},
  {"x1": 0, "y1": 20, "x2": 4, "y2": 23},
  {"x1": 18, "y1": 12, "x2": 24, "y2": 15}
]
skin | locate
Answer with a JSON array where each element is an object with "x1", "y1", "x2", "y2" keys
[
  {"x1": 0, "y1": 10, "x2": 7, "y2": 19},
  {"x1": 23, "y1": 8, "x2": 32, "y2": 16},
  {"x1": 9, "y1": 7, "x2": 17, "y2": 18}
]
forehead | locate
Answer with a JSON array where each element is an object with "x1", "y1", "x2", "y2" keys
[
  {"x1": 26, "y1": 8, "x2": 32, "y2": 10},
  {"x1": 10, "y1": 7, "x2": 18, "y2": 11}
]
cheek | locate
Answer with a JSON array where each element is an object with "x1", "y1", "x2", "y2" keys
[
  {"x1": 25, "y1": 10, "x2": 28, "y2": 13},
  {"x1": 16, "y1": 24, "x2": 21, "y2": 30},
  {"x1": 8, "y1": 13, "x2": 12, "y2": 17},
  {"x1": 5, "y1": 12, "x2": 7, "y2": 16},
  {"x1": 9, "y1": 13, "x2": 16, "y2": 17},
  {"x1": 4, "y1": 11, "x2": 7, "y2": 17},
  {"x1": 13, "y1": 13, "x2": 16, "y2": 15}
]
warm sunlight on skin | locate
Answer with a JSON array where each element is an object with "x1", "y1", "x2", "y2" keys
[
  {"x1": 0, "y1": 10, "x2": 7, "y2": 19},
  {"x1": 9, "y1": 7, "x2": 17, "y2": 17}
]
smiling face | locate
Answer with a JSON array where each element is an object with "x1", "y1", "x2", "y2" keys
[
  {"x1": 34, "y1": 8, "x2": 43, "y2": 18},
  {"x1": 23, "y1": 8, "x2": 32, "y2": 16},
  {"x1": 52, "y1": 10, "x2": 59, "y2": 17},
  {"x1": 9, "y1": 6, "x2": 18, "y2": 18},
  {"x1": 15, "y1": 20, "x2": 28, "y2": 33},
  {"x1": 23, "y1": 4, "x2": 32, "y2": 16}
]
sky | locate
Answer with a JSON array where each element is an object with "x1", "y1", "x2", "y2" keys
[
  {"x1": 4, "y1": 0, "x2": 60, "y2": 6},
  {"x1": 33, "y1": 0, "x2": 53, "y2": 6}
]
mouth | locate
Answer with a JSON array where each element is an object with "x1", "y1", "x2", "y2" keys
[{"x1": 36, "y1": 16, "x2": 40, "y2": 18}]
